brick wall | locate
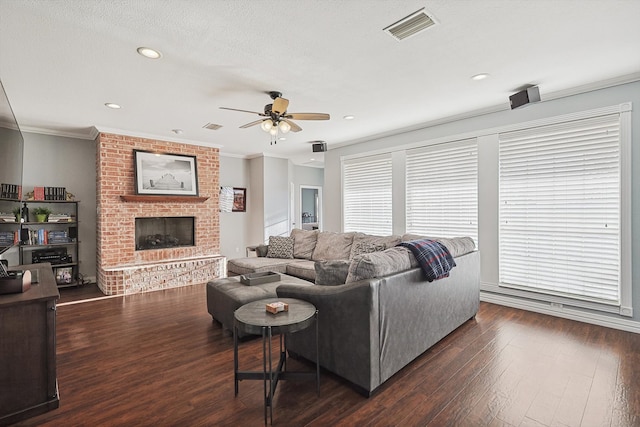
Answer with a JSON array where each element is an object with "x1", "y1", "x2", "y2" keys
[{"x1": 96, "y1": 133, "x2": 224, "y2": 295}]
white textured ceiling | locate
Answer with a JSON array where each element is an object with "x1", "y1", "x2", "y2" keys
[{"x1": 0, "y1": 0, "x2": 639, "y2": 166}]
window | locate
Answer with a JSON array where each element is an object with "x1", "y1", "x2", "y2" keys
[
  {"x1": 342, "y1": 154, "x2": 392, "y2": 235},
  {"x1": 499, "y1": 113, "x2": 623, "y2": 304},
  {"x1": 406, "y1": 139, "x2": 478, "y2": 243}
]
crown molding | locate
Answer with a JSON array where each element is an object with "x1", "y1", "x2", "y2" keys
[{"x1": 93, "y1": 125, "x2": 224, "y2": 149}]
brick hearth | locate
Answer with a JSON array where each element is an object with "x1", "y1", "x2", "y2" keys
[{"x1": 96, "y1": 133, "x2": 224, "y2": 295}]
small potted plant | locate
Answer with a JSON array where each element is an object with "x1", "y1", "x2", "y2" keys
[
  {"x1": 33, "y1": 207, "x2": 52, "y2": 223},
  {"x1": 12, "y1": 207, "x2": 21, "y2": 222}
]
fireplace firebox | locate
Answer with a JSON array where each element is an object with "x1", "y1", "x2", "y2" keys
[{"x1": 135, "y1": 217, "x2": 195, "y2": 250}]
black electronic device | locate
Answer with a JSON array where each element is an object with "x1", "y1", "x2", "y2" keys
[
  {"x1": 31, "y1": 248, "x2": 71, "y2": 265},
  {"x1": 509, "y1": 86, "x2": 541, "y2": 110},
  {"x1": 312, "y1": 142, "x2": 327, "y2": 152}
]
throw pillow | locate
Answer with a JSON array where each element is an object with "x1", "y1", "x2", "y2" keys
[
  {"x1": 290, "y1": 228, "x2": 319, "y2": 259},
  {"x1": 266, "y1": 236, "x2": 294, "y2": 259},
  {"x1": 349, "y1": 233, "x2": 402, "y2": 259},
  {"x1": 314, "y1": 260, "x2": 350, "y2": 286}
]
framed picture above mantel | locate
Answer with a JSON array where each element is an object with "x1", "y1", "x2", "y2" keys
[{"x1": 134, "y1": 150, "x2": 199, "y2": 196}]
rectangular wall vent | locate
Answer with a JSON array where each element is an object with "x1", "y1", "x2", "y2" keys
[
  {"x1": 203, "y1": 123, "x2": 223, "y2": 130},
  {"x1": 383, "y1": 8, "x2": 437, "y2": 41}
]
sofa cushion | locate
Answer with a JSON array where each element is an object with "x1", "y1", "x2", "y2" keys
[
  {"x1": 290, "y1": 228, "x2": 319, "y2": 259},
  {"x1": 285, "y1": 260, "x2": 316, "y2": 282},
  {"x1": 311, "y1": 231, "x2": 355, "y2": 261},
  {"x1": 267, "y1": 236, "x2": 294, "y2": 259},
  {"x1": 401, "y1": 234, "x2": 475, "y2": 258},
  {"x1": 227, "y1": 257, "x2": 294, "y2": 275},
  {"x1": 314, "y1": 260, "x2": 351, "y2": 286},
  {"x1": 255, "y1": 244, "x2": 269, "y2": 257},
  {"x1": 435, "y1": 237, "x2": 476, "y2": 258},
  {"x1": 349, "y1": 233, "x2": 401, "y2": 259},
  {"x1": 346, "y1": 247, "x2": 414, "y2": 283}
]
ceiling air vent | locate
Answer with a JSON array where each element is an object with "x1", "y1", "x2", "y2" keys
[
  {"x1": 203, "y1": 123, "x2": 223, "y2": 130},
  {"x1": 383, "y1": 8, "x2": 437, "y2": 41}
]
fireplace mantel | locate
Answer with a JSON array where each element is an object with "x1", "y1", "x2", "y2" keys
[{"x1": 120, "y1": 195, "x2": 209, "y2": 203}]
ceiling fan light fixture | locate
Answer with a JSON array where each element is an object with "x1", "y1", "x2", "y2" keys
[
  {"x1": 261, "y1": 120, "x2": 273, "y2": 132},
  {"x1": 269, "y1": 127, "x2": 278, "y2": 136},
  {"x1": 278, "y1": 121, "x2": 291, "y2": 134}
]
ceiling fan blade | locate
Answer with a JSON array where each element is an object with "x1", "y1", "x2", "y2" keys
[
  {"x1": 286, "y1": 113, "x2": 330, "y2": 121},
  {"x1": 219, "y1": 106, "x2": 265, "y2": 115},
  {"x1": 272, "y1": 97, "x2": 289, "y2": 115},
  {"x1": 239, "y1": 119, "x2": 265, "y2": 129},
  {"x1": 283, "y1": 119, "x2": 302, "y2": 132}
]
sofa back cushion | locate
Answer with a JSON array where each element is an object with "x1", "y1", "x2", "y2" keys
[
  {"x1": 401, "y1": 233, "x2": 476, "y2": 258},
  {"x1": 346, "y1": 247, "x2": 414, "y2": 283},
  {"x1": 311, "y1": 232, "x2": 355, "y2": 261},
  {"x1": 266, "y1": 236, "x2": 294, "y2": 259},
  {"x1": 349, "y1": 233, "x2": 401, "y2": 259},
  {"x1": 314, "y1": 260, "x2": 351, "y2": 286},
  {"x1": 290, "y1": 228, "x2": 319, "y2": 259}
]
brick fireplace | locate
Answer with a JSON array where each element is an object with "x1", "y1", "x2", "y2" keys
[{"x1": 96, "y1": 133, "x2": 225, "y2": 295}]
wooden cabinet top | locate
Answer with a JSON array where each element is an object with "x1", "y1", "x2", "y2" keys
[{"x1": 0, "y1": 263, "x2": 59, "y2": 307}]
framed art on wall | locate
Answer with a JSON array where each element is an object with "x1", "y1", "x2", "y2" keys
[
  {"x1": 232, "y1": 187, "x2": 246, "y2": 212},
  {"x1": 134, "y1": 150, "x2": 199, "y2": 196}
]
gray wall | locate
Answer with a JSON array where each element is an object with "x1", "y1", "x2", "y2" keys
[
  {"x1": 21, "y1": 132, "x2": 97, "y2": 280},
  {"x1": 324, "y1": 81, "x2": 640, "y2": 325},
  {"x1": 219, "y1": 155, "x2": 250, "y2": 258},
  {"x1": 263, "y1": 157, "x2": 290, "y2": 239}
]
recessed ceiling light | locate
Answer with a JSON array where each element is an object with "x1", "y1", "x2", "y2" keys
[
  {"x1": 310, "y1": 158, "x2": 315, "y2": 161},
  {"x1": 471, "y1": 73, "x2": 490, "y2": 81},
  {"x1": 104, "y1": 103, "x2": 121, "y2": 109},
  {"x1": 279, "y1": 137, "x2": 286, "y2": 141},
  {"x1": 137, "y1": 47, "x2": 162, "y2": 59},
  {"x1": 343, "y1": 115, "x2": 355, "y2": 120}
]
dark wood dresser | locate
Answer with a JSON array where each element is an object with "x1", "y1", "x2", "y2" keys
[{"x1": 0, "y1": 263, "x2": 59, "y2": 424}]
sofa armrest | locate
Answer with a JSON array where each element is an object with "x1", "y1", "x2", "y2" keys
[{"x1": 276, "y1": 280, "x2": 382, "y2": 394}]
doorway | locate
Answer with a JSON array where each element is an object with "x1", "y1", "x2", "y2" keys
[{"x1": 300, "y1": 185, "x2": 322, "y2": 231}]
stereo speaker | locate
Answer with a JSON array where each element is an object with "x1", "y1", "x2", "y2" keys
[
  {"x1": 312, "y1": 142, "x2": 327, "y2": 152},
  {"x1": 509, "y1": 86, "x2": 541, "y2": 110},
  {"x1": 69, "y1": 226, "x2": 78, "y2": 240}
]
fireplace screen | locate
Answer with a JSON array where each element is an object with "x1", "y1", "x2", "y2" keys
[{"x1": 135, "y1": 217, "x2": 195, "y2": 250}]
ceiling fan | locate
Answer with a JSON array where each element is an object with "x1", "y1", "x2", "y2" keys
[{"x1": 220, "y1": 91, "x2": 330, "y2": 144}]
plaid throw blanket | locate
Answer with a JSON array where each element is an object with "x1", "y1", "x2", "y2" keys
[{"x1": 397, "y1": 239, "x2": 456, "y2": 282}]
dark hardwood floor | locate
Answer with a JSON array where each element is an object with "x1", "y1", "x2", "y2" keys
[{"x1": 13, "y1": 283, "x2": 639, "y2": 426}]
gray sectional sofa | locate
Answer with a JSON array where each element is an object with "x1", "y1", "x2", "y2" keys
[{"x1": 224, "y1": 229, "x2": 480, "y2": 396}]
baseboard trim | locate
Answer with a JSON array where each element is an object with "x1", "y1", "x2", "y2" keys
[{"x1": 480, "y1": 291, "x2": 640, "y2": 334}]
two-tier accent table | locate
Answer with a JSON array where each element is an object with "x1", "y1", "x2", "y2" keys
[{"x1": 234, "y1": 297, "x2": 319, "y2": 425}]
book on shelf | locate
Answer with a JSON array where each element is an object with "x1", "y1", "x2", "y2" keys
[
  {"x1": 33, "y1": 186, "x2": 45, "y2": 200},
  {"x1": 0, "y1": 212, "x2": 17, "y2": 222},
  {"x1": 0, "y1": 231, "x2": 15, "y2": 246},
  {"x1": 44, "y1": 186, "x2": 66, "y2": 201},
  {"x1": 0, "y1": 183, "x2": 22, "y2": 200},
  {"x1": 47, "y1": 213, "x2": 72, "y2": 222}
]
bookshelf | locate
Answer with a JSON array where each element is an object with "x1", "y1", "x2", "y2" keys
[{"x1": 18, "y1": 200, "x2": 80, "y2": 288}]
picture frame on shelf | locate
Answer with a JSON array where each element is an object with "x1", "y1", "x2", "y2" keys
[
  {"x1": 54, "y1": 267, "x2": 73, "y2": 285},
  {"x1": 133, "y1": 150, "x2": 199, "y2": 196},
  {"x1": 232, "y1": 187, "x2": 246, "y2": 212}
]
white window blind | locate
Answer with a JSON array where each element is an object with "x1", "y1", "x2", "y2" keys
[
  {"x1": 343, "y1": 154, "x2": 393, "y2": 235},
  {"x1": 499, "y1": 113, "x2": 621, "y2": 303},
  {"x1": 406, "y1": 139, "x2": 478, "y2": 243}
]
